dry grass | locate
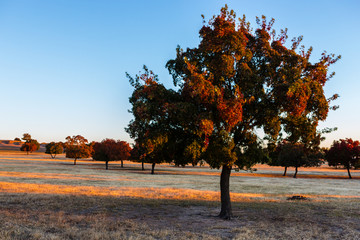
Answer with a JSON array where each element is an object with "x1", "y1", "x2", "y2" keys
[
  {"x1": 0, "y1": 193, "x2": 359, "y2": 240},
  {"x1": 0, "y1": 150, "x2": 359, "y2": 239}
]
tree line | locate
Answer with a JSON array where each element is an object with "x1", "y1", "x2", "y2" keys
[
  {"x1": 19, "y1": 133, "x2": 132, "y2": 169},
  {"x1": 18, "y1": 133, "x2": 360, "y2": 180}
]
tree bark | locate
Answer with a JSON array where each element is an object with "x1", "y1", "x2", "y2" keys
[
  {"x1": 142, "y1": 160, "x2": 145, "y2": 170},
  {"x1": 74, "y1": 158, "x2": 77, "y2": 165},
  {"x1": 106, "y1": 161, "x2": 108, "y2": 170},
  {"x1": 151, "y1": 163, "x2": 155, "y2": 174},
  {"x1": 347, "y1": 167, "x2": 352, "y2": 179},
  {"x1": 283, "y1": 166, "x2": 287, "y2": 176},
  {"x1": 293, "y1": 166, "x2": 298, "y2": 178},
  {"x1": 219, "y1": 165, "x2": 232, "y2": 220},
  {"x1": 121, "y1": 160, "x2": 124, "y2": 168}
]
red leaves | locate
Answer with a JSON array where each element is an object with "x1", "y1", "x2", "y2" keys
[
  {"x1": 184, "y1": 60, "x2": 244, "y2": 131},
  {"x1": 216, "y1": 86, "x2": 244, "y2": 130},
  {"x1": 326, "y1": 138, "x2": 360, "y2": 174},
  {"x1": 285, "y1": 80, "x2": 311, "y2": 117},
  {"x1": 331, "y1": 139, "x2": 360, "y2": 155},
  {"x1": 93, "y1": 139, "x2": 131, "y2": 162}
]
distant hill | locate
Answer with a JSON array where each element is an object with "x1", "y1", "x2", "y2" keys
[{"x1": 0, "y1": 140, "x2": 46, "y2": 152}]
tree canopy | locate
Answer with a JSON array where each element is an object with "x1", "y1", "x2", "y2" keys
[
  {"x1": 65, "y1": 135, "x2": 91, "y2": 165},
  {"x1": 20, "y1": 133, "x2": 40, "y2": 154},
  {"x1": 22, "y1": 133, "x2": 32, "y2": 142},
  {"x1": 127, "y1": 5, "x2": 339, "y2": 219},
  {"x1": 325, "y1": 138, "x2": 360, "y2": 179},
  {"x1": 92, "y1": 139, "x2": 131, "y2": 169},
  {"x1": 270, "y1": 141, "x2": 323, "y2": 178},
  {"x1": 45, "y1": 142, "x2": 64, "y2": 159}
]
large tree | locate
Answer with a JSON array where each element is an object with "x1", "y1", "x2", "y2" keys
[
  {"x1": 65, "y1": 135, "x2": 91, "y2": 165},
  {"x1": 92, "y1": 139, "x2": 131, "y2": 169},
  {"x1": 128, "y1": 6, "x2": 339, "y2": 219},
  {"x1": 325, "y1": 139, "x2": 360, "y2": 179}
]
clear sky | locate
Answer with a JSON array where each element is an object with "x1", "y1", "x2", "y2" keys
[{"x1": 0, "y1": 0, "x2": 359, "y2": 146}]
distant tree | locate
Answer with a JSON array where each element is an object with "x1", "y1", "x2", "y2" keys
[
  {"x1": 272, "y1": 141, "x2": 323, "y2": 178},
  {"x1": 116, "y1": 141, "x2": 132, "y2": 167},
  {"x1": 20, "y1": 133, "x2": 40, "y2": 154},
  {"x1": 20, "y1": 140, "x2": 40, "y2": 154},
  {"x1": 325, "y1": 139, "x2": 360, "y2": 179},
  {"x1": 92, "y1": 139, "x2": 131, "y2": 170},
  {"x1": 22, "y1": 133, "x2": 32, "y2": 142},
  {"x1": 87, "y1": 141, "x2": 96, "y2": 157},
  {"x1": 14, "y1": 137, "x2": 21, "y2": 142},
  {"x1": 65, "y1": 135, "x2": 91, "y2": 165},
  {"x1": 45, "y1": 142, "x2": 64, "y2": 159},
  {"x1": 268, "y1": 142, "x2": 290, "y2": 176}
]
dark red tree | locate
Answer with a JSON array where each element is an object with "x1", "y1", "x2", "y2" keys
[
  {"x1": 326, "y1": 139, "x2": 360, "y2": 179},
  {"x1": 92, "y1": 139, "x2": 131, "y2": 170}
]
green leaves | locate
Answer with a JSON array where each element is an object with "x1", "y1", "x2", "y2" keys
[{"x1": 45, "y1": 142, "x2": 63, "y2": 158}]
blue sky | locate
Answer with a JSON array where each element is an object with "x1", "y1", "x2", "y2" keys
[{"x1": 0, "y1": 0, "x2": 359, "y2": 147}]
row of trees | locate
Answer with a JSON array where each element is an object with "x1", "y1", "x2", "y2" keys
[
  {"x1": 19, "y1": 133, "x2": 132, "y2": 169},
  {"x1": 44, "y1": 135, "x2": 132, "y2": 169},
  {"x1": 21, "y1": 132, "x2": 360, "y2": 179},
  {"x1": 268, "y1": 139, "x2": 360, "y2": 179}
]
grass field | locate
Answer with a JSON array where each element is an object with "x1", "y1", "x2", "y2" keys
[{"x1": 0, "y1": 150, "x2": 359, "y2": 239}]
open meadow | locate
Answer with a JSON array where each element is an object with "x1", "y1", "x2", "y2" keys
[{"x1": 0, "y1": 149, "x2": 359, "y2": 239}]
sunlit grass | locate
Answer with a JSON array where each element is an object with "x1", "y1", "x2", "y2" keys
[
  {"x1": 0, "y1": 181, "x2": 358, "y2": 203},
  {"x1": 0, "y1": 150, "x2": 359, "y2": 239}
]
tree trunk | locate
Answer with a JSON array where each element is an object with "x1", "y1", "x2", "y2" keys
[
  {"x1": 283, "y1": 166, "x2": 287, "y2": 176},
  {"x1": 106, "y1": 161, "x2": 108, "y2": 170},
  {"x1": 151, "y1": 163, "x2": 155, "y2": 174},
  {"x1": 142, "y1": 160, "x2": 145, "y2": 170},
  {"x1": 293, "y1": 166, "x2": 298, "y2": 178},
  {"x1": 347, "y1": 166, "x2": 352, "y2": 179},
  {"x1": 121, "y1": 160, "x2": 124, "y2": 168},
  {"x1": 219, "y1": 165, "x2": 232, "y2": 220},
  {"x1": 74, "y1": 158, "x2": 77, "y2": 165}
]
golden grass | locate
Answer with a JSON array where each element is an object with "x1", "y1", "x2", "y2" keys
[
  {"x1": 0, "y1": 181, "x2": 358, "y2": 203},
  {"x1": 0, "y1": 151, "x2": 359, "y2": 239},
  {"x1": 0, "y1": 170, "x2": 128, "y2": 181}
]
